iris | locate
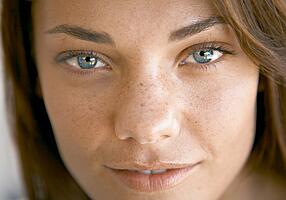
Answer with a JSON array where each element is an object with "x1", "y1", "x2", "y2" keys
[
  {"x1": 193, "y1": 50, "x2": 214, "y2": 64},
  {"x1": 77, "y1": 55, "x2": 97, "y2": 69}
]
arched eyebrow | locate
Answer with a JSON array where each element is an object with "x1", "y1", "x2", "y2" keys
[
  {"x1": 46, "y1": 16, "x2": 225, "y2": 46},
  {"x1": 46, "y1": 24, "x2": 116, "y2": 47},
  {"x1": 168, "y1": 16, "x2": 225, "y2": 42}
]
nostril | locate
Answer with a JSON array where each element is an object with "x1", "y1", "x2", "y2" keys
[
  {"x1": 157, "y1": 134, "x2": 171, "y2": 142},
  {"x1": 161, "y1": 134, "x2": 171, "y2": 139},
  {"x1": 114, "y1": 105, "x2": 181, "y2": 144},
  {"x1": 115, "y1": 132, "x2": 132, "y2": 141},
  {"x1": 115, "y1": 125, "x2": 175, "y2": 143},
  {"x1": 141, "y1": 134, "x2": 170, "y2": 144}
]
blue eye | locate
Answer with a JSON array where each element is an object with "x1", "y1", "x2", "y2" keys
[
  {"x1": 182, "y1": 49, "x2": 223, "y2": 65},
  {"x1": 77, "y1": 55, "x2": 97, "y2": 69},
  {"x1": 193, "y1": 50, "x2": 217, "y2": 63},
  {"x1": 66, "y1": 55, "x2": 107, "y2": 69}
]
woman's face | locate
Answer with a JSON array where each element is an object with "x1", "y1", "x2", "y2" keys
[{"x1": 34, "y1": 0, "x2": 260, "y2": 199}]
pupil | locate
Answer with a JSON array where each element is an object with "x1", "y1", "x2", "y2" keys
[
  {"x1": 85, "y1": 57, "x2": 91, "y2": 62},
  {"x1": 199, "y1": 51, "x2": 205, "y2": 56}
]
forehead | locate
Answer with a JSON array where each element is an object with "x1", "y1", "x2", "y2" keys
[{"x1": 33, "y1": 0, "x2": 219, "y2": 40}]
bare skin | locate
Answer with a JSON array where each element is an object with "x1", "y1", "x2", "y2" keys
[{"x1": 33, "y1": 0, "x2": 262, "y2": 199}]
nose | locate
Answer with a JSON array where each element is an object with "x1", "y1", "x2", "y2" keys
[{"x1": 114, "y1": 76, "x2": 181, "y2": 144}]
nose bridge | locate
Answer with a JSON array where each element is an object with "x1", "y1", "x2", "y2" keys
[{"x1": 114, "y1": 73, "x2": 181, "y2": 144}]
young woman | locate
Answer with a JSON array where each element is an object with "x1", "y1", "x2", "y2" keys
[{"x1": 1, "y1": 0, "x2": 286, "y2": 199}]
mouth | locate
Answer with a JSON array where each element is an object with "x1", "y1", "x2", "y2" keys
[{"x1": 104, "y1": 162, "x2": 201, "y2": 192}]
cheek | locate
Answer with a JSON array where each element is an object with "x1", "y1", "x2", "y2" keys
[
  {"x1": 40, "y1": 74, "x2": 118, "y2": 173},
  {"x1": 181, "y1": 68, "x2": 258, "y2": 189},
  {"x1": 171, "y1": 65, "x2": 259, "y2": 198},
  {"x1": 206, "y1": 86, "x2": 256, "y2": 165},
  {"x1": 178, "y1": 55, "x2": 259, "y2": 160},
  {"x1": 193, "y1": 80, "x2": 257, "y2": 159}
]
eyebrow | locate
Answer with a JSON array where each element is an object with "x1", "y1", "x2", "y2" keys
[
  {"x1": 168, "y1": 16, "x2": 225, "y2": 42},
  {"x1": 46, "y1": 16, "x2": 225, "y2": 46},
  {"x1": 46, "y1": 24, "x2": 116, "y2": 46}
]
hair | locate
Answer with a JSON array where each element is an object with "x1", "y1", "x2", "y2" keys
[{"x1": 1, "y1": 0, "x2": 286, "y2": 199}]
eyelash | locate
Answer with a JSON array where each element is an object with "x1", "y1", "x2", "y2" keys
[
  {"x1": 55, "y1": 42, "x2": 237, "y2": 76},
  {"x1": 55, "y1": 50, "x2": 112, "y2": 76},
  {"x1": 178, "y1": 42, "x2": 237, "y2": 72}
]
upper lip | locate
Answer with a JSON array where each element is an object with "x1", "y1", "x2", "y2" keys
[{"x1": 104, "y1": 162, "x2": 200, "y2": 171}]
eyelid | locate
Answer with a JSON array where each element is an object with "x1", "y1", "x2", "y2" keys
[
  {"x1": 55, "y1": 50, "x2": 112, "y2": 67},
  {"x1": 176, "y1": 41, "x2": 237, "y2": 65},
  {"x1": 185, "y1": 41, "x2": 237, "y2": 55}
]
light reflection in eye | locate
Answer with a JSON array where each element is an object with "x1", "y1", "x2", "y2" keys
[
  {"x1": 178, "y1": 42, "x2": 237, "y2": 71},
  {"x1": 184, "y1": 49, "x2": 223, "y2": 64},
  {"x1": 55, "y1": 50, "x2": 110, "y2": 72},
  {"x1": 66, "y1": 55, "x2": 107, "y2": 69},
  {"x1": 189, "y1": 49, "x2": 223, "y2": 64},
  {"x1": 55, "y1": 42, "x2": 236, "y2": 76}
]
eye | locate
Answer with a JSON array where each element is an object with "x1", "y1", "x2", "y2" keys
[
  {"x1": 55, "y1": 50, "x2": 111, "y2": 73},
  {"x1": 66, "y1": 54, "x2": 107, "y2": 69},
  {"x1": 180, "y1": 49, "x2": 223, "y2": 65}
]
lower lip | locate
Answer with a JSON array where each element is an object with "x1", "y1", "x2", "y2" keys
[{"x1": 105, "y1": 164, "x2": 198, "y2": 192}]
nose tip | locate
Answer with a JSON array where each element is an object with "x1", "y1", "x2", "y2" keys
[{"x1": 114, "y1": 109, "x2": 181, "y2": 145}]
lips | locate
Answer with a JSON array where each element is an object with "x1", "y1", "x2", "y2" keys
[
  {"x1": 105, "y1": 162, "x2": 196, "y2": 171},
  {"x1": 131, "y1": 169, "x2": 167, "y2": 175},
  {"x1": 104, "y1": 162, "x2": 200, "y2": 192}
]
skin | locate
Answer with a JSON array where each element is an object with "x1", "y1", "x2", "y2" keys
[{"x1": 33, "y1": 0, "x2": 260, "y2": 199}]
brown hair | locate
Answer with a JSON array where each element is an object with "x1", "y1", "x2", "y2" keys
[
  {"x1": 1, "y1": 0, "x2": 286, "y2": 199},
  {"x1": 212, "y1": 0, "x2": 286, "y2": 172}
]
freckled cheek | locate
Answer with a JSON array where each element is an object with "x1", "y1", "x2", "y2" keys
[
  {"x1": 42, "y1": 86, "x2": 116, "y2": 158},
  {"x1": 183, "y1": 81, "x2": 257, "y2": 161}
]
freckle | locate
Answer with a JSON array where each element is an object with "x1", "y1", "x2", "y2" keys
[
  {"x1": 139, "y1": 82, "x2": 144, "y2": 86},
  {"x1": 140, "y1": 103, "x2": 145, "y2": 107}
]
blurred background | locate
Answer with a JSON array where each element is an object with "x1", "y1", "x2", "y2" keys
[{"x1": 0, "y1": 4, "x2": 27, "y2": 198}]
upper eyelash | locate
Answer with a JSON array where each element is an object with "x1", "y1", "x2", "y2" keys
[
  {"x1": 178, "y1": 41, "x2": 236, "y2": 66},
  {"x1": 55, "y1": 42, "x2": 236, "y2": 74},
  {"x1": 55, "y1": 50, "x2": 103, "y2": 63},
  {"x1": 54, "y1": 50, "x2": 111, "y2": 76},
  {"x1": 188, "y1": 42, "x2": 237, "y2": 55},
  {"x1": 176, "y1": 42, "x2": 237, "y2": 72}
]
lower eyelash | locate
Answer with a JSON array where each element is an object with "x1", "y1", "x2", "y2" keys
[
  {"x1": 197, "y1": 63, "x2": 218, "y2": 72},
  {"x1": 55, "y1": 50, "x2": 113, "y2": 76},
  {"x1": 179, "y1": 42, "x2": 237, "y2": 72},
  {"x1": 60, "y1": 63, "x2": 111, "y2": 77},
  {"x1": 56, "y1": 42, "x2": 235, "y2": 75}
]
